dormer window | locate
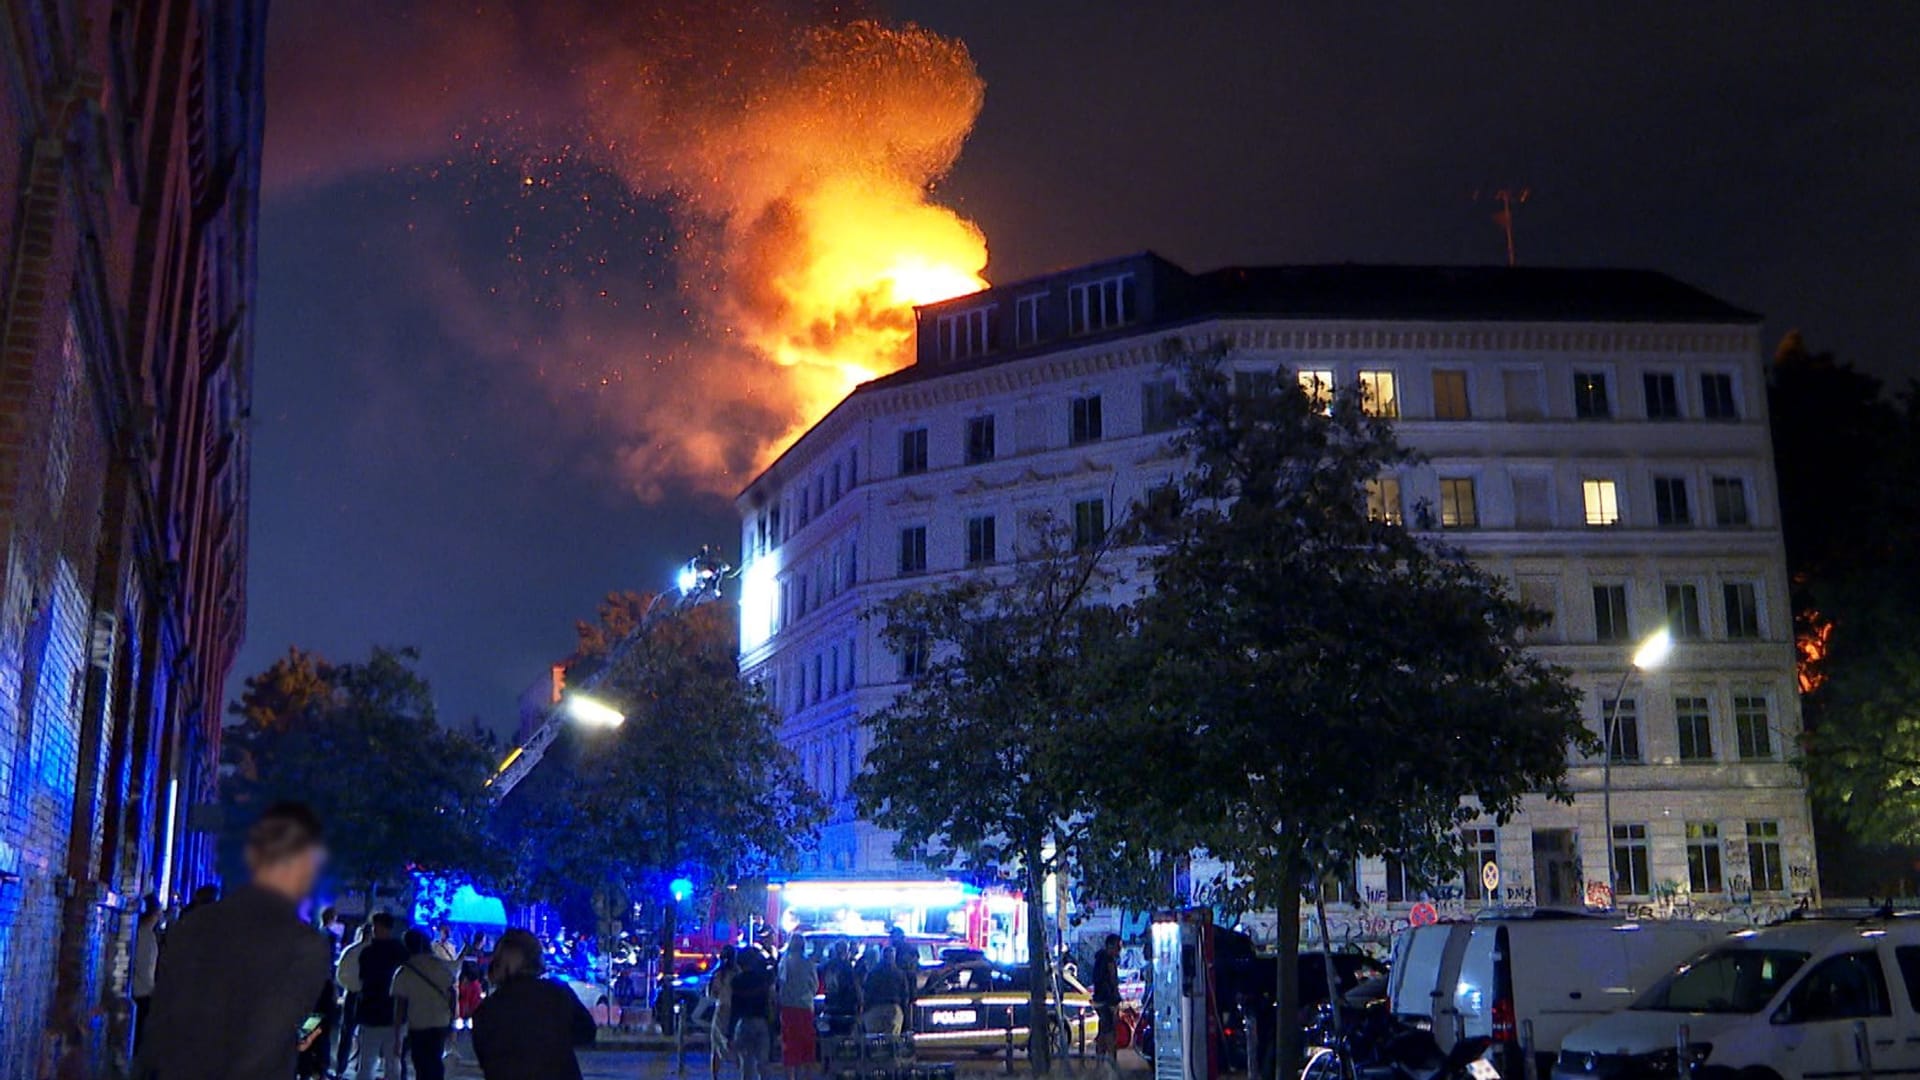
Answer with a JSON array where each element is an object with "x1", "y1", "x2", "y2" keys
[
  {"x1": 1015, "y1": 293, "x2": 1047, "y2": 346},
  {"x1": 936, "y1": 305, "x2": 994, "y2": 361},
  {"x1": 1067, "y1": 274, "x2": 1135, "y2": 335}
]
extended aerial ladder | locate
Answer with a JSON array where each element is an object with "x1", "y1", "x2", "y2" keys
[{"x1": 486, "y1": 546, "x2": 732, "y2": 801}]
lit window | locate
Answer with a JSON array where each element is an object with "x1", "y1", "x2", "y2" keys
[
  {"x1": 1654, "y1": 477, "x2": 1691, "y2": 527},
  {"x1": 1439, "y1": 477, "x2": 1477, "y2": 528},
  {"x1": 1686, "y1": 822, "x2": 1724, "y2": 894},
  {"x1": 1701, "y1": 373, "x2": 1739, "y2": 420},
  {"x1": 1297, "y1": 369, "x2": 1334, "y2": 412},
  {"x1": 1069, "y1": 394, "x2": 1103, "y2": 445},
  {"x1": 1432, "y1": 370, "x2": 1471, "y2": 420},
  {"x1": 1582, "y1": 479, "x2": 1620, "y2": 526},
  {"x1": 936, "y1": 305, "x2": 994, "y2": 361},
  {"x1": 1676, "y1": 696, "x2": 1713, "y2": 761},
  {"x1": 1365, "y1": 477, "x2": 1403, "y2": 525},
  {"x1": 1067, "y1": 274, "x2": 1134, "y2": 335},
  {"x1": 1574, "y1": 371, "x2": 1612, "y2": 419},
  {"x1": 1358, "y1": 370, "x2": 1398, "y2": 418}
]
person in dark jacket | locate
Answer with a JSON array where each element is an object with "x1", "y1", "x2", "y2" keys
[
  {"x1": 471, "y1": 928, "x2": 596, "y2": 1080},
  {"x1": 1091, "y1": 934, "x2": 1123, "y2": 1064},
  {"x1": 139, "y1": 802, "x2": 333, "y2": 1080},
  {"x1": 351, "y1": 913, "x2": 409, "y2": 1080}
]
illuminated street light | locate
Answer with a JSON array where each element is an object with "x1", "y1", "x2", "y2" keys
[
  {"x1": 566, "y1": 693, "x2": 626, "y2": 729},
  {"x1": 1603, "y1": 626, "x2": 1672, "y2": 906}
]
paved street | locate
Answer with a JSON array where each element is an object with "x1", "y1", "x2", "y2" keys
[{"x1": 435, "y1": 1046, "x2": 1144, "y2": 1079}]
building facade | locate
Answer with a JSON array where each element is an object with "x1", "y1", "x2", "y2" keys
[
  {"x1": 736, "y1": 253, "x2": 1815, "y2": 942},
  {"x1": 0, "y1": 0, "x2": 265, "y2": 1073}
]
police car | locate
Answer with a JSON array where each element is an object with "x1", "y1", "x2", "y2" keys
[{"x1": 909, "y1": 961, "x2": 1101, "y2": 1055}]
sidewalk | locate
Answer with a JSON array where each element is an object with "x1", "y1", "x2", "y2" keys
[{"x1": 443, "y1": 1045, "x2": 1148, "y2": 1079}]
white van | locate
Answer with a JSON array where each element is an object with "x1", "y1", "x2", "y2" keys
[
  {"x1": 1390, "y1": 914, "x2": 1727, "y2": 1076},
  {"x1": 1556, "y1": 916, "x2": 1920, "y2": 1080}
]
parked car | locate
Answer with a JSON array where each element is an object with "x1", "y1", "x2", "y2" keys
[
  {"x1": 559, "y1": 972, "x2": 615, "y2": 1025},
  {"x1": 1555, "y1": 914, "x2": 1920, "y2": 1080},
  {"x1": 908, "y1": 960, "x2": 1100, "y2": 1055},
  {"x1": 1390, "y1": 913, "x2": 1727, "y2": 1078}
]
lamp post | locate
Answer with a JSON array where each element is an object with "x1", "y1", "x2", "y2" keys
[{"x1": 1602, "y1": 627, "x2": 1673, "y2": 906}]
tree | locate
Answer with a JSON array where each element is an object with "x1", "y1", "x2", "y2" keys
[
  {"x1": 223, "y1": 646, "x2": 498, "y2": 895},
  {"x1": 854, "y1": 521, "x2": 1132, "y2": 1073},
  {"x1": 1103, "y1": 342, "x2": 1587, "y2": 1074},
  {"x1": 501, "y1": 599, "x2": 820, "y2": 1007}
]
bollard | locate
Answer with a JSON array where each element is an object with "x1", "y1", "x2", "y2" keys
[
  {"x1": 1522, "y1": 1019, "x2": 1538, "y2": 1080},
  {"x1": 673, "y1": 1000, "x2": 686, "y2": 1076},
  {"x1": 1854, "y1": 1019, "x2": 1874, "y2": 1080},
  {"x1": 1005, "y1": 1007, "x2": 1016, "y2": 1076},
  {"x1": 1674, "y1": 1024, "x2": 1689, "y2": 1080}
]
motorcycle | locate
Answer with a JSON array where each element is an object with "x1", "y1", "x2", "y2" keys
[{"x1": 1301, "y1": 1007, "x2": 1497, "y2": 1080}]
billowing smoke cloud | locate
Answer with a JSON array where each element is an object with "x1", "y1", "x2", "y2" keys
[{"x1": 266, "y1": 0, "x2": 987, "y2": 498}]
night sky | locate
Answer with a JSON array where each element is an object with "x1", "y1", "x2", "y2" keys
[{"x1": 242, "y1": 1, "x2": 1920, "y2": 730}]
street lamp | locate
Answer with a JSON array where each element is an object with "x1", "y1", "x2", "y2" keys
[
  {"x1": 1602, "y1": 627, "x2": 1672, "y2": 906},
  {"x1": 566, "y1": 693, "x2": 626, "y2": 729}
]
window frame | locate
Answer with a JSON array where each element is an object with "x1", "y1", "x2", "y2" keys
[
  {"x1": 1582, "y1": 478, "x2": 1622, "y2": 527},
  {"x1": 964, "y1": 513, "x2": 997, "y2": 567},
  {"x1": 965, "y1": 414, "x2": 996, "y2": 465},
  {"x1": 1643, "y1": 370, "x2": 1682, "y2": 420},
  {"x1": 1686, "y1": 821, "x2": 1724, "y2": 894},
  {"x1": 1611, "y1": 822, "x2": 1652, "y2": 899},
  {"x1": 1069, "y1": 393, "x2": 1104, "y2": 445},
  {"x1": 897, "y1": 524, "x2": 928, "y2": 575},
  {"x1": 1357, "y1": 369, "x2": 1399, "y2": 418},
  {"x1": 1675, "y1": 695, "x2": 1714, "y2": 762},
  {"x1": 1574, "y1": 370, "x2": 1613, "y2": 419},
  {"x1": 1653, "y1": 475, "x2": 1693, "y2": 528},
  {"x1": 1438, "y1": 476, "x2": 1478, "y2": 529},
  {"x1": 1593, "y1": 582, "x2": 1631, "y2": 643},
  {"x1": 1432, "y1": 369, "x2": 1472, "y2": 420},
  {"x1": 898, "y1": 426, "x2": 929, "y2": 476},
  {"x1": 1700, "y1": 371, "x2": 1740, "y2": 421}
]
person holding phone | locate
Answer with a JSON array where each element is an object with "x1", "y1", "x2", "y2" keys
[
  {"x1": 393, "y1": 928, "x2": 456, "y2": 1080},
  {"x1": 139, "y1": 802, "x2": 333, "y2": 1079}
]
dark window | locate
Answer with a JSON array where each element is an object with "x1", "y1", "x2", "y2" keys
[
  {"x1": 1894, "y1": 948, "x2": 1920, "y2": 1014},
  {"x1": 1747, "y1": 820, "x2": 1785, "y2": 893},
  {"x1": 1686, "y1": 822, "x2": 1723, "y2": 894},
  {"x1": 1141, "y1": 379, "x2": 1179, "y2": 434},
  {"x1": 1644, "y1": 372, "x2": 1681, "y2": 419},
  {"x1": 1676, "y1": 696, "x2": 1713, "y2": 761},
  {"x1": 1700, "y1": 373, "x2": 1739, "y2": 420},
  {"x1": 1072, "y1": 498, "x2": 1107, "y2": 550},
  {"x1": 1384, "y1": 857, "x2": 1419, "y2": 903},
  {"x1": 1593, "y1": 584, "x2": 1630, "y2": 643},
  {"x1": 900, "y1": 635, "x2": 929, "y2": 680},
  {"x1": 1070, "y1": 394, "x2": 1103, "y2": 445},
  {"x1": 898, "y1": 526, "x2": 927, "y2": 575},
  {"x1": 965, "y1": 514, "x2": 996, "y2": 566},
  {"x1": 1604, "y1": 698, "x2": 1640, "y2": 762},
  {"x1": 1432, "y1": 370, "x2": 1471, "y2": 420},
  {"x1": 1711, "y1": 477, "x2": 1750, "y2": 526},
  {"x1": 899, "y1": 427, "x2": 929, "y2": 475},
  {"x1": 1236, "y1": 370, "x2": 1279, "y2": 398},
  {"x1": 1778, "y1": 952, "x2": 1889, "y2": 1023},
  {"x1": 1654, "y1": 477, "x2": 1691, "y2": 527},
  {"x1": 1666, "y1": 583, "x2": 1703, "y2": 640},
  {"x1": 1460, "y1": 827, "x2": 1498, "y2": 902},
  {"x1": 1612, "y1": 823, "x2": 1651, "y2": 897},
  {"x1": 965, "y1": 415, "x2": 996, "y2": 464},
  {"x1": 1574, "y1": 371, "x2": 1612, "y2": 419},
  {"x1": 1724, "y1": 582, "x2": 1761, "y2": 639},
  {"x1": 1734, "y1": 696, "x2": 1773, "y2": 759},
  {"x1": 1015, "y1": 294, "x2": 1046, "y2": 346},
  {"x1": 1067, "y1": 275, "x2": 1135, "y2": 335}
]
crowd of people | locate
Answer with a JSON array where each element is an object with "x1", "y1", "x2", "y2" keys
[
  {"x1": 130, "y1": 802, "x2": 598, "y2": 1080},
  {"x1": 694, "y1": 931, "x2": 916, "y2": 1080}
]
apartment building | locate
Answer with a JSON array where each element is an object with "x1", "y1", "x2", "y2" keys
[{"x1": 735, "y1": 253, "x2": 1813, "y2": 930}]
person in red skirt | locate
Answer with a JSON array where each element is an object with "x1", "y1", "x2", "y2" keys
[{"x1": 775, "y1": 935, "x2": 819, "y2": 1079}]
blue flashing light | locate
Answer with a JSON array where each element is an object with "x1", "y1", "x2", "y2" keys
[{"x1": 670, "y1": 877, "x2": 694, "y2": 902}]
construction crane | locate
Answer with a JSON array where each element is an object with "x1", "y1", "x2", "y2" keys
[{"x1": 487, "y1": 546, "x2": 732, "y2": 801}]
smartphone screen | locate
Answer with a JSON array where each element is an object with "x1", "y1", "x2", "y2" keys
[{"x1": 299, "y1": 1013, "x2": 324, "y2": 1038}]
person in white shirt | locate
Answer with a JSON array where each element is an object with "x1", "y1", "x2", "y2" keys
[
  {"x1": 334, "y1": 921, "x2": 372, "y2": 1076},
  {"x1": 432, "y1": 922, "x2": 460, "y2": 968},
  {"x1": 131, "y1": 894, "x2": 163, "y2": 1053},
  {"x1": 393, "y1": 928, "x2": 457, "y2": 1080}
]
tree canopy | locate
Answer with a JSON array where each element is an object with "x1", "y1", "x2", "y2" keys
[
  {"x1": 1101, "y1": 342, "x2": 1588, "y2": 1071},
  {"x1": 854, "y1": 519, "x2": 1131, "y2": 1071},
  {"x1": 499, "y1": 599, "x2": 821, "y2": 978},
  {"x1": 222, "y1": 645, "x2": 498, "y2": 891}
]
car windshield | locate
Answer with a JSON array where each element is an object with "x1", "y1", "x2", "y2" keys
[{"x1": 1633, "y1": 947, "x2": 1810, "y2": 1014}]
